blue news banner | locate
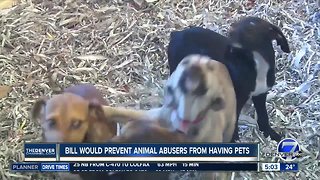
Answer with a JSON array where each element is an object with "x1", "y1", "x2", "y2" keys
[{"x1": 13, "y1": 143, "x2": 289, "y2": 172}]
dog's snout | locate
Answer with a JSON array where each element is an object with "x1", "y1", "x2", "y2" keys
[{"x1": 43, "y1": 130, "x2": 63, "y2": 142}]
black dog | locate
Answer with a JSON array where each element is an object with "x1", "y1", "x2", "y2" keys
[{"x1": 167, "y1": 17, "x2": 290, "y2": 142}]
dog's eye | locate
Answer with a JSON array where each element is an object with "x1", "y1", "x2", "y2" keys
[
  {"x1": 70, "y1": 120, "x2": 82, "y2": 129},
  {"x1": 210, "y1": 97, "x2": 225, "y2": 111},
  {"x1": 47, "y1": 118, "x2": 56, "y2": 128}
]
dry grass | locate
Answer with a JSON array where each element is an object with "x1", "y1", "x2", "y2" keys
[{"x1": 0, "y1": 0, "x2": 319, "y2": 179}]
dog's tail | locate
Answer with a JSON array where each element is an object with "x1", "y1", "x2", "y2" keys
[{"x1": 101, "y1": 106, "x2": 162, "y2": 124}]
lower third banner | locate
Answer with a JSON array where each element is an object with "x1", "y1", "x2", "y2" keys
[
  {"x1": 24, "y1": 143, "x2": 259, "y2": 162},
  {"x1": 11, "y1": 162, "x2": 258, "y2": 172}
]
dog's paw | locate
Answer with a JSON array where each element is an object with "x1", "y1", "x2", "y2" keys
[
  {"x1": 262, "y1": 128, "x2": 282, "y2": 142},
  {"x1": 231, "y1": 135, "x2": 240, "y2": 143},
  {"x1": 269, "y1": 130, "x2": 283, "y2": 142}
]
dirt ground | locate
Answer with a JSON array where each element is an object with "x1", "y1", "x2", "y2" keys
[{"x1": 0, "y1": 0, "x2": 319, "y2": 179}]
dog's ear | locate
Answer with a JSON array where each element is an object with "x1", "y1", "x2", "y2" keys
[
  {"x1": 210, "y1": 97, "x2": 225, "y2": 111},
  {"x1": 268, "y1": 24, "x2": 290, "y2": 53},
  {"x1": 31, "y1": 98, "x2": 47, "y2": 122},
  {"x1": 170, "y1": 31, "x2": 179, "y2": 40},
  {"x1": 88, "y1": 100, "x2": 107, "y2": 122}
]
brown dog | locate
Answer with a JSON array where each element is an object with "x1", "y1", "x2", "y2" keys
[
  {"x1": 162, "y1": 54, "x2": 237, "y2": 144},
  {"x1": 31, "y1": 84, "x2": 117, "y2": 143},
  {"x1": 100, "y1": 55, "x2": 237, "y2": 144},
  {"x1": 152, "y1": 55, "x2": 235, "y2": 180},
  {"x1": 31, "y1": 84, "x2": 120, "y2": 180},
  {"x1": 98, "y1": 55, "x2": 236, "y2": 180},
  {"x1": 78, "y1": 120, "x2": 186, "y2": 180}
]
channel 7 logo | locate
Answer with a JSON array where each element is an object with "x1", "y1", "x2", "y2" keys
[{"x1": 265, "y1": 138, "x2": 302, "y2": 161}]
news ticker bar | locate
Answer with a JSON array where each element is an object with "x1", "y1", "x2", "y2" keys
[
  {"x1": 24, "y1": 143, "x2": 259, "y2": 162},
  {"x1": 11, "y1": 162, "x2": 298, "y2": 172}
]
